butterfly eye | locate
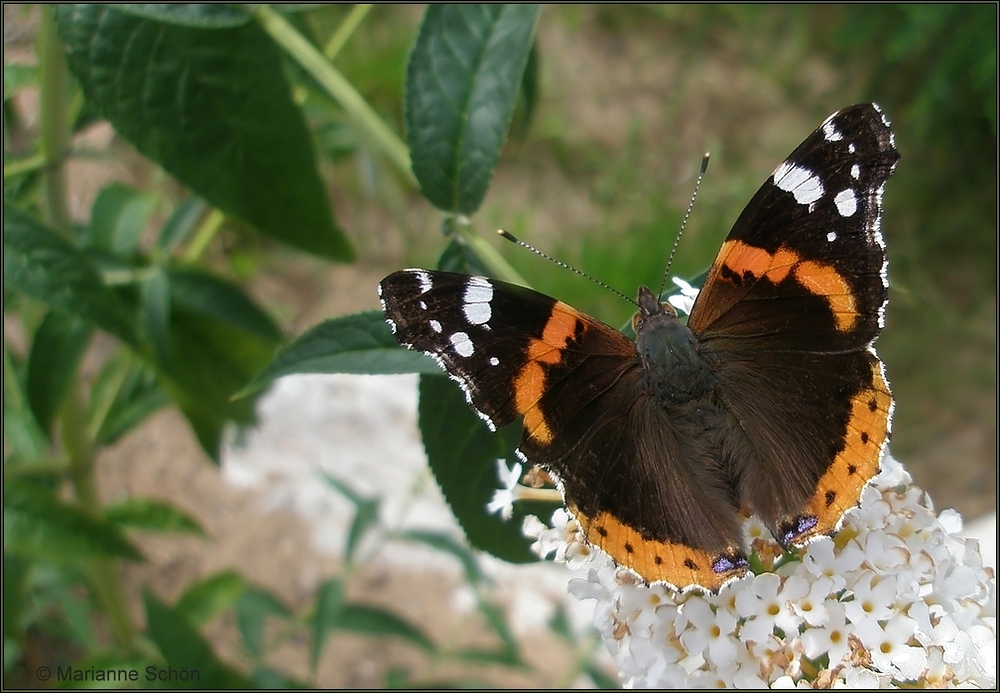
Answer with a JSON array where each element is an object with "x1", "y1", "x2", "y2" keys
[{"x1": 631, "y1": 311, "x2": 644, "y2": 333}]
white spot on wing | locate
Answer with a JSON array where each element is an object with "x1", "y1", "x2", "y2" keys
[
  {"x1": 851, "y1": 164, "x2": 861, "y2": 180},
  {"x1": 489, "y1": 356, "x2": 500, "y2": 366},
  {"x1": 450, "y1": 331, "x2": 474, "y2": 357},
  {"x1": 848, "y1": 143, "x2": 856, "y2": 154},
  {"x1": 773, "y1": 161, "x2": 825, "y2": 206},
  {"x1": 823, "y1": 120, "x2": 843, "y2": 142},
  {"x1": 429, "y1": 319, "x2": 442, "y2": 333},
  {"x1": 462, "y1": 277, "x2": 494, "y2": 326},
  {"x1": 463, "y1": 303, "x2": 491, "y2": 325},
  {"x1": 834, "y1": 189, "x2": 858, "y2": 217},
  {"x1": 419, "y1": 301, "x2": 427, "y2": 310},
  {"x1": 827, "y1": 231, "x2": 837, "y2": 242},
  {"x1": 414, "y1": 270, "x2": 432, "y2": 294}
]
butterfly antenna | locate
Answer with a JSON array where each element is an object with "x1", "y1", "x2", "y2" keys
[
  {"x1": 658, "y1": 152, "x2": 710, "y2": 300},
  {"x1": 497, "y1": 230, "x2": 638, "y2": 307}
]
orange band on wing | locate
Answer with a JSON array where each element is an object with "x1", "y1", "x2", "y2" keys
[
  {"x1": 571, "y1": 506, "x2": 749, "y2": 592},
  {"x1": 513, "y1": 302, "x2": 584, "y2": 446},
  {"x1": 715, "y1": 240, "x2": 858, "y2": 331},
  {"x1": 801, "y1": 358, "x2": 892, "y2": 537}
]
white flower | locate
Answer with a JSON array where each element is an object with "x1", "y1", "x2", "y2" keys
[
  {"x1": 666, "y1": 276, "x2": 700, "y2": 315},
  {"x1": 523, "y1": 453, "x2": 997, "y2": 688},
  {"x1": 485, "y1": 458, "x2": 522, "y2": 520}
]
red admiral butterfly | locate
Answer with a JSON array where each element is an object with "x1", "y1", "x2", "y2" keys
[{"x1": 379, "y1": 103, "x2": 898, "y2": 592}]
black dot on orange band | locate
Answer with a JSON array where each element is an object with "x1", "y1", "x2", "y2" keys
[
  {"x1": 847, "y1": 464, "x2": 857, "y2": 475},
  {"x1": 860, "y1": 431, "x2": 869, "y2": 444},
  {"x1": 624, "y1": 542, "x2": 634, "y2": 554},
  {"x1": 654, "y1": 556, "x2": 663, "y2": 565},
  {"x1": 596, "y1": 526, "x2": 608, "y2": 538},
  {"x1": 684, "y1": 558, "x2": 698, "y2": 570},
  {"x1": 868, "y1": 397, "x2": 878, "y2": 412},
  {"x1": 825, "y1": 490, "x2": 837, "y2": 506}
]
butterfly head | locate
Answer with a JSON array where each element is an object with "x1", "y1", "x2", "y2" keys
[
  {"x1": 633, "y1": 286, "x2": 708, "y2": 390},
  {"x1": 633, "y1": 285, "x2": 677, "y2": 332}
]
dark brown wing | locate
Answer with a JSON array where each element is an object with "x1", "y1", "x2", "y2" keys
[
  {"x1": 686, "y1": 103, "x2": 898, "y2": 544},
  {"x1": 512, "y1": 304, "x2": 750, "y2": 591},
  {"x1": 380, "y1": 269, "x2": 749, "y2": 590}
]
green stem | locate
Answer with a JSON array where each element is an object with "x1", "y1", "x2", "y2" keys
[
  {"x1": 4, "y1": 456, "x2": 71, "y2": 480},
  {"x1": 60, "y1": 383, "x2": 135, "y2": 650},
  {"x1": 37, "y1": 6, "x2": 72, "y2": 236},
  {"x1": 450, "y1": 218, "x2": 529, "y2": 287},
  {"x1": 3, "y1": 152, "x2": 47, "y2": 181},
  {"x1": 254, "y1": 5, "x2": 417, "y2": 187},
  {"x1": 324, "y1": 4, "x2": 373, "y2": 60},
  {"x1": 86, "y1": 354, "x2": 135, "y2": 442},
  {"x1": 182, "y1": 208, "x2": 225, "y2": 263}
]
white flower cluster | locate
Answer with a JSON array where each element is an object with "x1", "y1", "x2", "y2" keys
[{"x1": 521, "y1": 455, "x2": 997, "y2": 688}]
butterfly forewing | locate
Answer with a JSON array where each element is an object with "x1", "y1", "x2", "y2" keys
[{"x1": 690, "y1": 103, "x2": 898, "y2": 352}]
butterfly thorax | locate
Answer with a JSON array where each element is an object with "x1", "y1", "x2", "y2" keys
[{"x1": 634, "y1": 286, "x2": 715, "y2": 405}]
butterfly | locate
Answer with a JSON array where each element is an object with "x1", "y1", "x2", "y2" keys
[{"x1": 379, "y1": 103, "x2": 898, "y2": 592}]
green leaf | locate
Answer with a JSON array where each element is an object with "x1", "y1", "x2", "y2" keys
[
  {"x1": 112, "y1": 4, "x2": 252, "y2": 28},
  {"x1": 406, "y1": 4, "x2": 541, "y2": 214},
  {"x1": 168, "y1": 269, "x2": 282, "y2": 343},
  {"x1": 240, "y1": 311, "x2": 439, "y2": 397},
  {"x1": 90, "y1": 354, "x2": 169, "y2": 445},
  {"x1": 476, "y1": 599, "x2": 520, "y2": 663},
  {"x1": 154, "y1": 305, "x2": 273, "y2": 461},
  {"x1": 26, "y1": 309, "x2": 92, "y2": 436},
  {"x1": 516, "y1": 41, "x2": 540, "y2": 135},
  {"x1": 3, "y1": 480, "x2": 144, "y2": 561},
  {"x1": 452, "y1": 646, "x2": 524, "y2": 667},
  {"x1": 56, "y1": 5, "x2": 353, "y2": 261},
  {"x1": 84, "y1": 183, "x2": 157, "y2": 255},
  {"x1": 585, "y1": 664, "x2": 623, "y2": 689},
  {"x1": 322, "y1": 475, "x2": 379, "y2": 563},
  {"x1": 104, "y1": 498, "x2": 204, "y2": 536},
  {"x1": 176, "y1": 571, "x2": 247, "y2": 626},
  {"x1": 437, "y1": 237, "x2": 491, "y2": 277},
  {"x1": 418, "y1": 375, "x2": 550, "y2": 564},
  {"x1": 310, "y1": 577, "x2": 345, "y2": 670},
  {"x1": 396, "y1": 530, "x2": 485, "y2": 585},
  {"x1": 336, "y1": 604, "x2": 435, "y2": 653},
  {"x1": 142, "y1": 267, "x2": 171, "y2": 365},
  {"x1": 3, "y1": 346, "x2": 50, "y2": 461},
  {"x1": 3, "y1": 206, "x2": 140, "y2": 347},
  {"x1": 248, "y1": 666, "x2": 308, "y2": 689},
  {"x1": 156, "y1": 197, "x2": 208, "y2": 253},
  {"x1": 143, "y1": 590, "x2": 251, "y2": 688},
  {"x1": 3, "y1": 553, "x2": 30, "y2": 649},
  {"x1": 4, "y1": 63, "x2": 37, "y2": 100},
  {"x1": 235, "y1": 587, "x2": 290, "y2": 659}
]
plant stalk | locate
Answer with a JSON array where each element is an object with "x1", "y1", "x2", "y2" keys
[
  {"x1": 254, "y1": 5, "x2": 417, "y2": 187},
  {"x1": 324, "y1": 4, "x2": 373, "y2": 60},
  {"x1": 60, "y1": 382, "x2": 136, "y2": 650},
  {"x1": 37, "y1": 6, "x2": 73, "y2": 236}
]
